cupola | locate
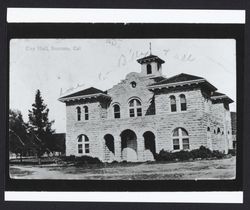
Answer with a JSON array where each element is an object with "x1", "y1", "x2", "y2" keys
[{"x1": 137, "y1": 43, "x2": 165, "y2": 77}]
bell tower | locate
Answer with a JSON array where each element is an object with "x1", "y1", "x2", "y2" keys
[{"x1": 137, "y1": 43, "x2": 165, "y2": 77}]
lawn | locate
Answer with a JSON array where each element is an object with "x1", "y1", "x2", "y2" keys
[{"x1": 9, "y1": 156, "x2": 236, "y2": 180}]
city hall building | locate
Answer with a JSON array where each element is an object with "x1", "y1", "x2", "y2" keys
[{"x1": 59, "y1": 52, "x2": 234, "y2": 162}]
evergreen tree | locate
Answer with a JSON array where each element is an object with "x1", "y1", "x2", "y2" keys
[{"x1": 28, "y1": 89, "x2": 55, "y2": 154}]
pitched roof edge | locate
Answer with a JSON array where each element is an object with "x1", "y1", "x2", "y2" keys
[
  {"x1": 58, "y1": 93, "x2": 111, "y2": 103},
  {"x1": 147, "y1": 78, "x2": 207, "y2": 89},
  {"x1": 211, "y1": 94, "x2": 234, "y2": 103}
]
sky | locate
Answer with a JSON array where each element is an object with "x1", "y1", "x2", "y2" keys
[{"x1": 10, "y1": 39, "x2": 236, "y2": 133}]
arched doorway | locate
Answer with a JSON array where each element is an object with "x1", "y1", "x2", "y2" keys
[
  {"x1": 120, "y1": 129, "x2": 137, "y2": 162},
  {"x1": 143, "y1": 131, "x2": 156, "y2": 160},
  {"x1": 104, "y1": 134, "x2": 115, "y2": 162}
]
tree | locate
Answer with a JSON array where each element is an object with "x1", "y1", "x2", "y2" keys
[
  {"x1": 28, "y1": 89, "x2": 55, "y2": 156},
  {"x1": 9, "y1": 109, "x2": 28, "y2": 161}
]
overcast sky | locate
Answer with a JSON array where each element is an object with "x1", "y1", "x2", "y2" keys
[{"x1": 10, "y1": 39, "x2": 236, "y2": 133}]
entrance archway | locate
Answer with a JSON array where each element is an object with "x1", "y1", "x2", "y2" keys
[
  {"x1": 104, "y1": 134, "x2": 115, "y2": 162},
  {"x1": 143, "y1": 131, "x2": 156, "y2": 160},
  {"x1": 120, "y1": 129, "x2": 137, "y2": 162}
]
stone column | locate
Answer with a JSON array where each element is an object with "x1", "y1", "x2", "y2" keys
[
  {"x1": 136, "y1": 135, "x2": 145, "y2": 162},
  {"x1": 114, "y1": 135, "x2": 122, "y2": 162}
]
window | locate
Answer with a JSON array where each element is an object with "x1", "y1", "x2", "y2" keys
[
  {"x1": 129, "y1": 98, "x2": 142, "y2": 117},
  {"x1": 77, "y1": 134, "x2": 90, "y2": 154},
  {"x1": 182, "y1": 138, "x2": 190, "y2": 150},
  {"x1": 131, "y1": 81, "x2": 136, "y2": 88},
  {"x1": 173, "y1": 139, "x2": 180, "y2": 150},
  {"x1": 217, "y1": 128, "x2": 220, "y2": 134},
  {"x1": 113, "y1": 104, "x2": 120, "y2": 118},
  {"x1": 147, "y1": 64, "x2": 152, "y2": 74},
  {"x1": 180, "y1": 94, "x2": 187, "y2": 111},
  {"x1": 207, "y1": 127, "x2": 210, "y2": 132},
  {"x1": 83, "y1": 106, "x2": 89, "y2": 120},
  {"x1": 170, "y1": 95, "x2": 177, "y2": 112},
  {"x1": 172, "y1": 127, "x2": 189, "y2": 150},
  {"x1": 76, "y1": 106, "x2": 81, "y2": 121}
]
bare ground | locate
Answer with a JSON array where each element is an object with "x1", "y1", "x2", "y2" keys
[{"x1": 9, "y1": 156, "x2": 236, "y2": 180}]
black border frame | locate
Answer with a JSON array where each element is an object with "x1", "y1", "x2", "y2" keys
[{"x1": 5, "y1": 23, "x2": 244, "y2": 192}]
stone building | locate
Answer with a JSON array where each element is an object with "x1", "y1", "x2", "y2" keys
[
  {"x1": 231, "y1": 112, "x2": 237, "y2": 150},
  {"x1": 59, "y1": 52, "x2": 234, "y2": 162}
]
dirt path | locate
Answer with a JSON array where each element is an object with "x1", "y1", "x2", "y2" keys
[{"x1": 9, "y1": 157, "x2": 236, "y2": 180}]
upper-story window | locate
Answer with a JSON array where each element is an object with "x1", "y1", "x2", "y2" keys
[
  {"x1": 129, "y1": 98, "x2": 142, "y2": 117},
  {"x1": 147, "y1": 64, "x2": 152, "y2": 74},
  {"x1": 113, "y1": 104, "x2": 121, "y2": 119},
  {"x1": 180, "y1": 94, "x2": 187, "y2": 111},
  {"x1": 83, "y1": 106, "x2": 89, "y2": 120},
  {"x1": 217, "y1": 128, "x2": 220, "y2": 134},
  {"x1": 76, "y1": 106, "x2": 81, "y2": 121},
  {"x1": 170, "y1": 95, "x2": 177, "y2": 112}
]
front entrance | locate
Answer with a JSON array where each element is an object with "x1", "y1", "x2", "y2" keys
[
  {"x1": 104, "y1": 134, "x2": 115, "y2": 162},
  {"x1": 143, "y1": 131, "x2": 156, "y2": 160},
  {"x1": 120, "y1": 129, "x2": 137, "y2": 162}
]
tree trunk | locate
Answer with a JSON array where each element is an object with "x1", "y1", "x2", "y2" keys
[{"x1": 20, "y1": 152, "x2": 23, "y2": 163}]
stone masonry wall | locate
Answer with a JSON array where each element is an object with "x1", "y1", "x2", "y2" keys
[{"x1": 65, "y1": 72, "x2": 232, "y2": 161}]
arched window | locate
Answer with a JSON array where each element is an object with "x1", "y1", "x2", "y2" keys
[
  {"x1": 207, "y1": 127, "x2": 210, "y2": 132},
  {"x1": 77, "y1": 134, "x2": 90, "y2": 154},
  {"x1": 113, "y1": 104, "x2": 120, "y2": 119},
  {"x1": 217, "y1": 128, "x2": 220, "y2": 134},
  {"x1": 76, "y1": 106, "x2": 81, "y2": 121},
  {"x1": 172, "y1": 127, "x2": 189, "y2": 150},
  {"x1": 170, "y1": 95, "x2": 177, "y2": 112},
  {"x1": 83, "y1": 106, "x2": 89, "y2": 120},
  {"x1": 129, "y1": 98, "x2": 142, "y2": 117},
  {"x1": 147, "y1": 64, "x2": 152, "y2": 74},
  {"x1": 180, "y1": 94, "x2": 187, "y2": 111}
]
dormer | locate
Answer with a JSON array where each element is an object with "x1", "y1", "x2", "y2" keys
[{"x1": 137, "y1": 54, "x2": 165, "y2": 77}]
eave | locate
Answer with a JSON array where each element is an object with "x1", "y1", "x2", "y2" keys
[
  {"x1": 211, "y1": 95, "x2": 234, "y2": 104},
  {"x1": 58, "y1": 93, "x2": 111, "y2": 103},
  {"x1": 147, "y1": 79, "x2": 217, "y2": 91}
]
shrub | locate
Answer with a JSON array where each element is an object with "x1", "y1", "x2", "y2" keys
[
  {"x1": 174, "y1": 150, "x2": 192, "y2": 161},
  {"x1": 228, "y1": 149, "x2": 236, "y2": 156},
  {"x1": 155, "y1": 149, "x2": 174, "y2": 161},
  {"x1": 190, "y1": 146, "x2": 212, "y2": 159},
  {"x1": 61, "y1": 155, "x2": 102, "y2": 165},
  {"x1": 61, "y1": 155, "x2": 76, "y2": 162},
  {"x1": 155, "y1": 146, "x2": 225, "y2": 162},
  {"x1": 75, "y1": 155, "x2": 102, "y2": 165},
  {"x1": 211, "y1": 150, "x2": 224, "y2": 159}
]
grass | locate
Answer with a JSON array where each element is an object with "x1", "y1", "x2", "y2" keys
[{"x1": 9, "y1": 156, "x2": 236, "y2": 180}]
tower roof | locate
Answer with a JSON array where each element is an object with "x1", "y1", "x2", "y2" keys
[{"x1": 137, "y1": 54, "x2": 165, "y2": 64}]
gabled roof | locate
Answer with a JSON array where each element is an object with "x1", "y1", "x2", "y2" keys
[
  {"x1": 149, "y1": 73, "x2": 204, "y2": 86},
  {"x1": 151, "y1": 76, "x2": 166, "y2": 83},
  {"x1": 211, "y1": 91, "x2": 234, "y2": 103},
  {"x1": 60, "y1": 87, "x2": 105, "y2": 99},
  {"x1": 58, "y1": 87, "x2": 110, "y2": 102},
  {"x1": 137, "y1": 54, "x2": 165, "y2": 64},
  {"x1": 210, "y1": 91, "x2": 225, "y2": 97},
  {"x1": 148, "y1": 73, "x2": 217, "y2": 92}
]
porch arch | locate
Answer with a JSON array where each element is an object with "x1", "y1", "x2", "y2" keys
[
  {"x1": 120, "y1": 129, "x2": 137, "y2": 162},
  {"x1": 143, "y1": 131, "x2": 156, "y2": 160}
]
